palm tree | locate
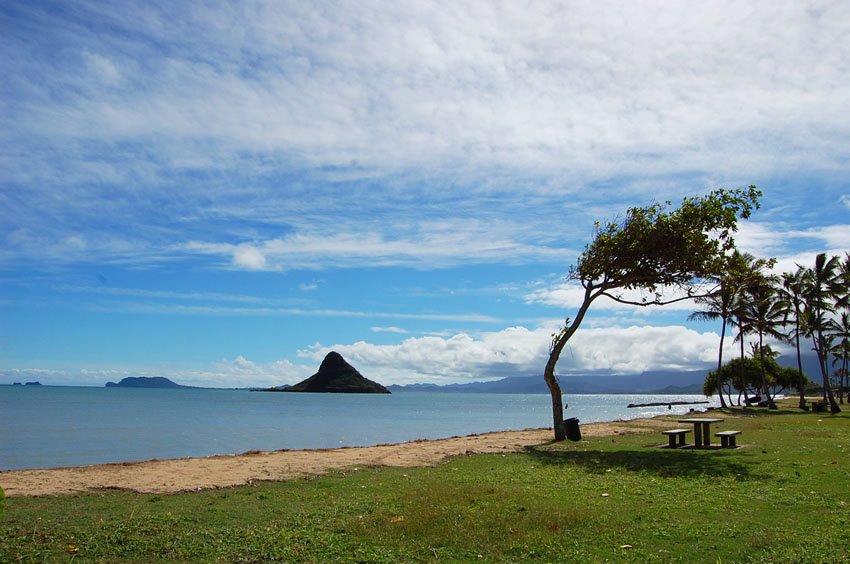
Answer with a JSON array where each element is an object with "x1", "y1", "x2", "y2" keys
[
  {"x1": 738, "y1": 277, "x2": 786, "y2": 409},
  {"x1": 801, "y1": 253, "x2": 843, "y2": 413},
  {"x1": 779, "y1": 267, "x2": 809, "y2": 409},
  {"x1": 837, "y1": 253, "x2": 850, "y2": 311},
  {"x1": 689, "y1": 281, "x2": 736, "y2": 407},
  {"x1": 727, "y1": 252, "x2": 773, "y2": 406},
  {"x1": 827, "y1": 311, "x2": 850, "y2": 403}
]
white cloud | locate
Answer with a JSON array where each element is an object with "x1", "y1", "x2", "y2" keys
[
  {"x1": 3, "y1": 320, "x2": 767, "y2": 388},
  {"x1": 15, "y1": 2, "x2": 844, "y2": 181},
  {"x1": 62, "y1": 285, "x2": 301, "y2": 306},
  {"x1": 734, "y1": 222, "x2": 789, "y2": 257},
  {"x1": 186, "y1": 221, "x2": 569, "y2": 271},
  {"x1": 370, "y1": 326, "x2": 409, "y2": 334},
  {"x1": 788, "y1": 225, "x2": 850, "y2": 250},
  {"x1": 299, "y1": 323, "x2": 728, "y2": 385},
  {"x1": 524, "y1": 282, "x2": 704, "y2": 313},
  {"x1": 5, "y1": 3, "x2": 849, "y2": 191},
  {"x1": 735, "y1": 221, "x2": 850, "y2": 259},
  {"x1": 82, "y1": 51, "x2": 122, "y2": 86},
  {"x1": 232, "y1": 244, "x2": 268, "y2": 270},
  {"x1": 4, "y1": 2, "x2": 849, "y2": 272},
  {"x1": 83, "y1": 300, "x2": 500, "y2": 323},
  {"x1": 204, "y1": 356, "x2": 314, "y2": 387}
]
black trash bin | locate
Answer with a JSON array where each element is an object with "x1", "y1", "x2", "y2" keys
[{"x1": 564, "y1": 417, "x2": 581, "y2": 441}]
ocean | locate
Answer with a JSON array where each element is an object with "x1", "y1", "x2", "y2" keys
[{"x1": 0, "y1": 385, "x2": 720, "y2": 470}]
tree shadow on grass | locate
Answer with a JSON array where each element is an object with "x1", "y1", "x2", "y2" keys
[{"x1": 525, "y1": 445, "x2": 769, "y2": 481}]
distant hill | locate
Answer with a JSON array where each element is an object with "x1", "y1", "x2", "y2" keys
[
  {"x1": 776, "y1": 352, "x2": 821, "y2": 382},
  {"x1": 388, "y1": 370, "x2": 710, "y2": 395},
  {"x1": 386, "y1": 352, "x2": 826, "y2": 395},
  {"x1": 105, "y1": 376, "x2": 188, "y2": 389},
  {"x1": 279, "y1": 352, "x2": 390, "y2": 394}
]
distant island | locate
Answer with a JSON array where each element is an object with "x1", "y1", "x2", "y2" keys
[
  {"x1": 12, "y1": 381, "x2": 43, "y2": 386},
  {"x1": 262, "y1": 351, "x2": 390, "y2": 394},
  {"x1": 106, "y1": 376, "x2": 188, "y2": 389}
]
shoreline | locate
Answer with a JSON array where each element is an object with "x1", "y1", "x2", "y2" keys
[{"x1": 0, "y1": 418, "x2": 677, "y2": 497}]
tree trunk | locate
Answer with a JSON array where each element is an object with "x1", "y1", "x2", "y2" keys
[
  {"x1": 758, "y1": 335, "x2": 777, "y2": 409},
  {"x1": 794, "y1": 322, "x2": 806, "y2": 409},
  {"x1": 543, "y1": 357, "x2": 565, "y2": 441},
  {"x1": 544, "y1": 287, "x2": 596, "y2": 441},
  {"x1": 739, "y1": 331, "x2": 748, "y2": 407},
  {"x1": 717, "y1": 318, "x2": 728, "y2": 408},
  {"x1": 814, "y1": 334, "x2": 841, "y2": 413}
]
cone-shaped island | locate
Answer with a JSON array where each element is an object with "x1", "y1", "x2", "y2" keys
[{"x1": 283, "y1": 351, "x2": 390, "y2": 394}]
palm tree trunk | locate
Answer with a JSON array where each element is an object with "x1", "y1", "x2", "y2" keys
[
  {"x1": 758, "y1": 335, "x2": 777, "y2": 409},
  {"x1": 717, "y1": 318, "x2": 728, "y2": 408},
  {"x1": 794, "y1": 322, "x2": 806, "y2": 409},
  {"x1": 739, "y1": 330, "x2": 749, "y2": 407},
  {"x1": 814, "y1": 333, "x2": 841, "y2": 413}
]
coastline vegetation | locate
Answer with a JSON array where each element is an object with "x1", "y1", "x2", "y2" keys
[
  {"x1": 693, "y1": 251, "x2": 850, "y2": 412},
  {"x1": 2, "y1": 403, "x2": 847, "y2": 562}
]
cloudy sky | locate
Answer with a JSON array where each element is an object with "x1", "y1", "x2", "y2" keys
[{"x1": 2, "y1": 1, "x2": 849, "y2": 388}]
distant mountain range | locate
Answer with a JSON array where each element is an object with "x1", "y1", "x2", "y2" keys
[
  {"x1": 388, "y1": 353, "x2": 824, "y2": 395},
  {"x1": 96, "y1": 353, "x2": 823, "y2": 393},
  {"x1": 388, "y1": 371, "x2": 709, "y2": 394}
]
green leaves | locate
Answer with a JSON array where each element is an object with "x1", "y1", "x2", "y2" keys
[
  {"x1": 546, "y1": 186, "x2": 762, "y2": 439},
  {"x1": 574, "y1": 186, "x2": 762, "y2": 303}
]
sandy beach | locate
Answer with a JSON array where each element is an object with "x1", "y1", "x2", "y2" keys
[{"x1": 0, "y1": 419, "x2": 672, "y2": 497}]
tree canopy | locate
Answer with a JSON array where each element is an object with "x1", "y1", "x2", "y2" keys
[
  {"x1": 704, "y1": 348, "x2": 807, "y2": 401},
  {"x1": 572, "y1": 186, "x2": 761, "y2": 302},
  {"x1": 546, "y1": 187, "x2": 761, "y2": 440}
]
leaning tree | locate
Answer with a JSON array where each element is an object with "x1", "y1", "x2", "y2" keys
[{"x1": 544, "y1": 186, "x2": 761, "y2": 441}]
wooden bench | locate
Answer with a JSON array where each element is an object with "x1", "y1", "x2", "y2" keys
[
  {"x1": 715, "y1": 430, "x2": 741, "y2": 448},
  {"x1": 661, "y1": 428, "x2": 691, "y2": 448}
]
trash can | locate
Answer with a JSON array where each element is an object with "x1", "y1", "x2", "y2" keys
[{"x1": 564, "y1": 417, "x2": 581, "y2": 441}]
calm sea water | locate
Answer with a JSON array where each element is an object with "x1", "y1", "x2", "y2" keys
[{"x1": 0, "y1": 386, "x2": 719, "y2": 470}]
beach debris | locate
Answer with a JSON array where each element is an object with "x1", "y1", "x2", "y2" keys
[
  {"x1": 621, "y1": 544, "x2": 634, "y2": 549},
  {"x1": 601, "y1": 493, "x2": 609, "y2": 497}
]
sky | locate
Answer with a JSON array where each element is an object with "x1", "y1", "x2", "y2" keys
[{"x1": 1, "y1": 1, "x2": 849, "y2": 388}]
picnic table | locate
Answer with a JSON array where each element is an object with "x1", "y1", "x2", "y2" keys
[{"x1": 678, "y1": 418, "x2": 724, "y2": 448}]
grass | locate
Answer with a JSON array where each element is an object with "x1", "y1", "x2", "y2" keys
[{"x1": 2, "y1": 405, "x2": 849, "y2": 562}]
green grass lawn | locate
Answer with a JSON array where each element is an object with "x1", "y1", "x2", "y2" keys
[{"x1": 2, "y1": 407, "x2": 849, "y2": 562}]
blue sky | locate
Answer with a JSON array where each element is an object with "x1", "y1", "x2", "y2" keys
[{"x1": 2, "y1": 1, "x2": 849, "y2": 387}]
